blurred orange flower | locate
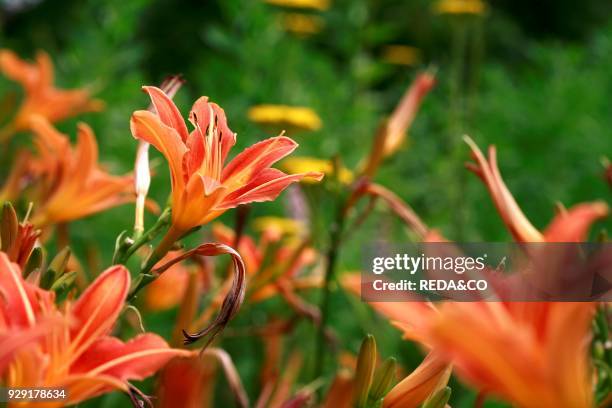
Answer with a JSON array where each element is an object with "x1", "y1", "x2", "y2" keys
[
  {"x1": 0, "y1": 150, "x2": 33, "y2": 203},
  {"x1": 361, "y1": 71, "x2": 436, "y2": 176},
  {"x1": 384, "y1": 352, "x2": 451, "y2": 408},
  {"x1": 157, "y1": 350, "x2": 248, "y2": 408},
  {"x1": 212, "y1": 222, "x2": 319, "y2": 303},
  {"x1": 0, "y1": 50, "x2": 103, "y2": 141},
  {"x1": 27, "y1": 117, "x2": 133, "y2": 227},
  {"x1": 130, "y1": 86, "x2": 322, "y2": 253},
  {"x1": 464, "y1": 136, "x2": 608, "y2": 242},
  {"x1": 344, "y1": 140, "x2": 608, "y2": 408},
  {"x1": 144, "y1": 251, "x2": 207, "y2": 311},
  {"x1": 0, "y1": 253, "x2": 191, "y2": 406}
]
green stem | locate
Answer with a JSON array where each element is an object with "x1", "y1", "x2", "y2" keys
[
  {"x1": 314, "y1": 201, "x2": 346, "y2": 380},
  {"x1": 128, "y1": 224, "x2": 182, "y2": 300},
  {"x1": 116, "y1": 208, "x2": 171, "y2": 265}
]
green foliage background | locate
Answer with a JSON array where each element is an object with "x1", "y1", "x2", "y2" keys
[{"x1": 0, "y1": 0, "x2": 611, "y2": 406}]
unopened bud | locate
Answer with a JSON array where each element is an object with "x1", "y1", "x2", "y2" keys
[
  {"x1": 41, "y1": 247, "x2": 71, "y2": 289},
  {"x1": 353, "y1": 334, "x2": 377, "y2": 408},
  {"x1": 423, "y1": 386, "x2": 452, "y2": 408},
  {"x1": 1, "y1": 202, "x2": 18, "y2": 251},
  {"x1": 369, "y1": 357, "x2": 397, "y2": 401},
  {"x1": 23, "y1": 246, "x2": 44, "y2": 278},
  {"x1": 134, "y1": 141, "x2": 150, "y2": 235}
]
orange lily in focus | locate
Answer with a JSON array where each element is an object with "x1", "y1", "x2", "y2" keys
[
  {"x1": 27, "y1": 117, "x2": 133, "y2": 227},
  {"x1": 130, "y1": 87, "x2": 323, "y2": 258},
  {"x1": 0, "y1": 50, "x2": 103, "y2": 141},
  {"x1": 0, "y1": 253, "x2": 191, "y2": 406}
]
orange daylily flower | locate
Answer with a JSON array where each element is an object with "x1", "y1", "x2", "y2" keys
[
  {"x1": 344, "y1": 140, "x2": 609, "y2": 408},
  {"x1": 0, "y1": 50, "x2": 103, "y2": 140},
  {"x1": 130, "y1": 86, "x2": 323, "y2": 250},
  {"x1": 27, "y1": 116, "x2": 133, "y2": 227},
  {"x1": 0, "y1": 253, "x2": 191, "y2": 406},
  {"x1": 383, "y1": 352, "x2": 451, "y2": 408},
  {"x1": 464, "y1": 136, "x2": 608, "y2": 242},
  {"x1": 345, "y1": 269, "x2": 596, "y2": 408}
]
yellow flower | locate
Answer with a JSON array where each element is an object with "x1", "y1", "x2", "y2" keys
[
  {"x1": 281, "y1": 12, "x2": 324, "y2": 35},
  {"x1": 253, "y1": 216, "x2": 306, "y2": 240},
  {"x1": 381, "y1": 45, "x2": 421, "y2": 66},
  {"x1": 265, "y1": 0, "x2": 330, "y2": 11},
  {"x1": 248, "y1": 104, "x2": 322, "y2": 132},
  {"x1": 434, "y1": 0, "x2": 486, "y2": 15},
  {"x1": 281, "y1": 157, "x2": 353, "y2": 184}
]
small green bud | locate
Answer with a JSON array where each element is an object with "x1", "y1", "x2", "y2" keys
[
  {"x1": 353, "y1": 334, "x2": 377, "y2": 408},
  {"x1": 51, "y1": 270, "x2": 77, "y2": 300},
  {"x1": 23, "y1": 247, "x2": 44, "y2": 278},
  {"x1": 423, "y1": 386, "x2": 452, "y2": 408},
  {"x1": 369, "y1": 357, "x2": 397, "y2": 401},
  {"x1": 41, "y1": 247, "x2": 71, "y2": 289}
]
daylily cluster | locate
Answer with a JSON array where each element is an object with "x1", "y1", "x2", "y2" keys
[
  {"x1": 0, "y1": 48, "x2": 326, "y2": 406},
  {"x1": 0, "y1": 252, "x2": 192, "y2": 406},
  {"x1": 0, "y1": 51, "x2": 133, "y2": 230},
  {"x1": 0, "y1": 40, "x2": 608, "y2": 408}
]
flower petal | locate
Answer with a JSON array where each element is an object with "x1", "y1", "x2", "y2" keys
[
  {"x1": 131, "y1": 110, "x2": 187, "y2": 192},
  {"x1": 464, "y1": 137, "x2": 543, "y2": 242},
  {"x1": 221, "y1": 136, "x2": 299, "y2": 188},
  {"x1": 219, "y1": 168, "x2": 322, "y2": 209},
  {"x1": 543, "y1": 201, "x2": 608, "y2": 242},
  {"x1": 71, "y1": 333, "x2": 191, "y2": 380},
  {"x1": 143, "y1": 86, "x2": 189, "y2": 142},
  {"x1": 0, "y1": 49, "x2": 49, "y2": 91},
  {"x1": 70, "y1": 265, "x2": 129, "y2": 356},
  {"x1": 383, "y1": 352, "x2": 451, "y2": 408},
  {"x1": 189, "y1": 96, "x2": 236, "y2": 163},
  {"x1": 0, "y1": 252, "x2": 51, "y2": 327}
]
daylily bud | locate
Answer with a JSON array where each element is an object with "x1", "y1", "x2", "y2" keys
[
  {"x1": 369, "y1": 357, "x2": 397, "y2": 401},
  {"x1": 422, "y1": 386, "x2": 451, "y2": 408},
  {"x1": 1, "y1": 201, "x2": 18, "y2": 251},
  {"x1": 23, "y1": 246, "x2": 44, "y2": 278},
  {"x1": 133, "y1": 140, "x2": 151, "y2": 235},
  {"x1": 353, "y1": 334, "x2": 377, "y2": 408},
  {"x1": 50, "y1": 270, "x2": 77, "y2": 298},
  {"x1": 41, "y1": 247, "x2": 71, "y2": 289}
]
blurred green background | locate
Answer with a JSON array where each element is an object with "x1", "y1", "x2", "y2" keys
[{"x1": 1, "y1": 0, "x2": 611, "y2": 406}]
